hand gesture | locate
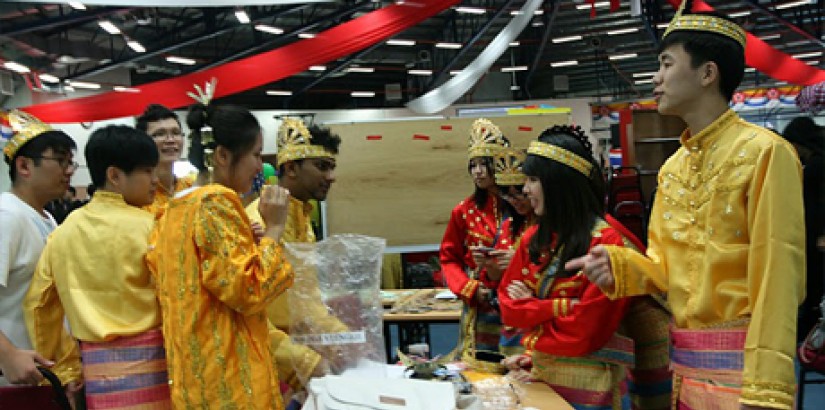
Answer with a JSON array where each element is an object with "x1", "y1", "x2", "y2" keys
[
  {"x1": 258, "y1": 186, "x2": 290, "y2": 241},
  {"x1": 0, "y1": 347, "x2": 52, "y2": 385},
  {"x1": 506, "y1": 280, "x2": 533, "y2": 300},
  {"x1": 564, "y1": 245, "x2": 615, "y2": 293}
]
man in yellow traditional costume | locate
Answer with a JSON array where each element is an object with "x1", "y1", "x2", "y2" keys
[
  {"x1": 568, "y1": 2, "x2": 804, "y2": 409},
  {"x1": 246, "y1": 117, "x2": 344, "y2": 395},
  {"x1": 0, "y1": 110, "x2": 79, "y2": 390},
  {"x1": 25, "y1": 125, "x2": 171, "y2": 409}
]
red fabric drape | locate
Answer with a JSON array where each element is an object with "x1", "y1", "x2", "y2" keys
[
  {"x1": 666, "y1": 0, "x2": 825, "y2": 86},
  {"x1": 21, "y1": 0, "x2": 459, "y2": 123}
]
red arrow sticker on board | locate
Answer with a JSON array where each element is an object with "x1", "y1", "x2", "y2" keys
[
  {"x1": 518, "y1": 126, "x2": 533, "y2": 132},
  {"x1": 440, "y1": 125, "x2": 453, "y2": 130},
  {"x1": 366, "y1": 135, "x2": 382, "y2": 140},
  {"x1": 413, "y1": 134, "x2": 431, "y2": 141}
]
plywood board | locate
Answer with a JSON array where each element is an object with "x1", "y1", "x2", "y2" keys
[{"x1": 325, "y1": 113, "x2": 568, "y2": 247}]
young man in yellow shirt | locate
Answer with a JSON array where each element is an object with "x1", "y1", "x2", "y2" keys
[
  {"x1": 25, "y1": 125, "x2": 171, "y2": 409},
  {"x1": 568, "y1": 3, "x2": 804, "y2": 410}
]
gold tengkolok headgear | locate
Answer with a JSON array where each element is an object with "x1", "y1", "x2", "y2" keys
[
  {"x1": 276, "y1": 118, "x2": 334, "y2": 167},
  {"x1": 1, "y1": 110, "x2": 55, "y2": 161},
  {"x1": 663, "y1": 0, "x2": 746, "y2": 49},
  {"x1": 494, "y1": 148, "x2": 526, "y2": 186},
  {"x1": 187, "y1": 78, "x2": 218, "y2": 170},
  {"x1": 468, "y1": 118, "x2": 507, "y2": 159},
  {"x1": 527, "y1": 141, "x2": 593, "y2": 177}
]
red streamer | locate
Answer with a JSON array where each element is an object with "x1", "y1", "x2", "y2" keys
[
  {"x1": 665, "y1": 0, "x2": 824, "y2": 86},
  {"x1": 518, "y1": 126, "x2": 533, "y2": 132},
  {"x1": 21, "y1": 0, "x2": 460, "y2": 123},
  {"x1": 366, "y1": 135, "x2": 382, "y2": 140},
  {"x1": 413, "y1": 134, "x2": 430, "y2": 140},
  {"x1": 440, "y1": 125, "x2": 453, "y2": 130}
]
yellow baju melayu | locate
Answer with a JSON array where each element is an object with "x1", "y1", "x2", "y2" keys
[
  {"x1": 603, "y1": 109, "x2": 805, "y2": 410},
  {"x1": 25, "y1": 191, "x2": 170, "y2": 408},
  {"x1": 146, "y1": 184, "x2": 293, "y2": 410},
  {"x1": 247, "y1": 195, "x2": 347, "y2": 389},
  {"x1": 142, "y1": 174, "x2": 194, "y2": 216}
]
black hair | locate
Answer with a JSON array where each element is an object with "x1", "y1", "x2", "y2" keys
[
  {"x1": 7, "y1": 130, "x2": 76, "y2": 183},
  {"x1": 783, "y1": 116, "x2": 824, "y2": 155},
  {"x1": 277, "y1": 124, "x2": 342, "y2": 174},
  {"x1": 67, "y1": 186, "x2": 76, "y2": 195},
  {"x1": 186, "y1": 103, "x2": 260, "y2": 172},
  {"x1": 87, "y1": 183, "x2": 96, "y2": 197},
  {"x1": 497, "y1": 184, "x2": 528, "y2": 241},
  {"x1": 657, "y1": 11, "x2": 745, "y2": 102},
  {"x1": 84, "y1": 125, "x2": 159, "y2": 188},
  {"x1": 135, "y1": 104, "x2": 180, "y2": 132},
  {"x1": 467, "y1": 135, "x2": 511, "y2": 209},
  {"x1": 522, "y1": 125, "x2": 605, "y2": 276}
]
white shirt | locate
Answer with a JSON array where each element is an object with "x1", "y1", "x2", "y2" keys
[{"x1": 0, "y1": 192, "x2": 56, "y2": 356}]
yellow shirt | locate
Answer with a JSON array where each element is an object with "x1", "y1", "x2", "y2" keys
[
  {"x1": 146, "y1": 184, "x2": 293, "y2": 410},
  {"x1": 604, "y1": 110, "x2": 804, "y2": 409},
  {"x1": 142, "y1": 174, "x2": 194, "y2": 217},
  {"x1": 246, "y1": 196, "x2": 346, "y2": 389}
]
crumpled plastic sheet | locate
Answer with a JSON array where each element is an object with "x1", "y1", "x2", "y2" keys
[{"x1": 285, "y1": 234, "x2": 387, "y2": 385}]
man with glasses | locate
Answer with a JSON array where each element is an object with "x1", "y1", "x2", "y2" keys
[
  {"x1": 246, "y1": 118, "x2": 341, "y2": 405},
  {"x1": 0, "y1": 110, "x2": 79, "y2": 388},
  {"x1": 136, "y1": 104, "x2": 193, "y2": 215}
]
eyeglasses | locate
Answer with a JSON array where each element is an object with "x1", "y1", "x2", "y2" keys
[
  {"x1": 32, "y1": 156, "x2": 79, "y2": 171},
  {"x1": 150, "y1": 130, "x2": 184, "y2": 141}
]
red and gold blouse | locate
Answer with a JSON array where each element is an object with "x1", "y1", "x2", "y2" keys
[
  {"x1": 499, "y1": 222, "x2": 631, "y2": 357},
  {"x1": 439, "y1": 195, "x2": 500, "y2": 302}
]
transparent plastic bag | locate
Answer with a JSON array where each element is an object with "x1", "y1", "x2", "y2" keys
[{"x1": 285, "y1": 234, "x2": 387, "y2": 386}]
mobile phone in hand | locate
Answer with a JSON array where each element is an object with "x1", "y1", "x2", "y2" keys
[{"x1": 476, "y1": 246, "x2": 496, "y2": 255}]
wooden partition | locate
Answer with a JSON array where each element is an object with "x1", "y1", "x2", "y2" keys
[{"x1": 325, "y1": 113, "x2": 569, "y2": 247}]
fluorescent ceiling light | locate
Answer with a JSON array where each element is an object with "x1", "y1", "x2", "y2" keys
[
  {"x1": 435, "y1": 42, "x2": 462, "y2": 49},
  {"x1": 609, "y1": 53, "x2": 638, "y2": 60},
  {"x1": 633, "y1": 71, "x2": 656, "y2": 78},
  {"x1": 607, "y1": 27, "x2": 638, "y2": 36},
  {"x1": 234, "y1": 10, "x2": 250, "y2": 24},
  {"x1": 449, "y1": 70, "x2": 462, "y2": 75},
  {"x1": 511, "y1": 10, "x2": 544, "y2": 15},
  {"x1": 656, "y1": 22, "x2": 668, "y2": 29},
  {"x1": 351, "y1": 91, "x2": 375, "y2": 97},
  {"x1": 576, "y1": 1, "x2": 609, "y2": 10},
  {"x1": 510, "y1": 85, "x2": 521, "y2": 91},
  {"x1": 408, "y1": 69, "x2": 432, "y2": 75},
  {"x1": 347, "y1": 66, "x2": 374, "y2": 73},
  {"x1": 455, "y1": 6, "x2": 485, "y2": 14},
  {"x1": 387, "y1": 39, "x2": 415, "y2": 46},
  {"x1": 68, "y1": 2, "x2": 86, "y2": 10},
  {"x1": 729, "y1": 11, "x2": 751, "y2": 18},
  {"x1": 267, "y1": 90, "x2": 292, "y2": 96},
  {"x1": 793, "y1": 51, "x2": 822, "y2": 59},
  {"x1": 758, "y1": 34, "x2": 781, "y2": 41},
  {"x1": 635, "y1": 79, "x2": 654, "y2": 85},
  {"x1": 551, "y1": 60, "x2": 578, "y2": 68},
  {"x1": 67, "y1": 81, "x2": 101, "y2": 89},
  {"x1": 805, "y1": 60, "x2": 819, "y2": 65},
  {"x1": 166, "y1": 56, "x2": 196, "y2": 65},
  {"x1": 64, "y1": 85, "x2": 75, "y2": 92},
  {"x1": 298, "y1": 33, "x2": 316, "y2": 39},
  {"x1": 775, "y1": 0, "x2": 810, "y2": 10},
  {"x1": 255, "y1": 24, "x2": 283, "y2": 35},
  {"x1": 509, "y1": 41, "x2": 520, "y2": 47},
  {"x1": 552, "y1": 35, "x2": 582, "y2": 43},
  {"x1": 126, "y1": 40, "x2": 146, "y2": 53},
  {"x1": 309, "y1": 65, "x2": 326, "y2": 71},
  {"x1": 501, "y1": 66, "x2": 528, "y2": 72},
  {"x1": 3, "y1": 62, "x2": 30, "y2": 73},
  {"x1": 113, "y1": 86, "x2": 140, "y2": 93},
  {"x1": 39, "y1": 74, "x2": 60, "y2": 83},
  {"x1": 98, "y1": 20, "x2": 121, "y2": 35},
  {"x1": 745, "y1": 67, "x2": 756, "y2": 72},
  {"x1": 531, "y1": 21, "x2": 544, "y2": 27}
]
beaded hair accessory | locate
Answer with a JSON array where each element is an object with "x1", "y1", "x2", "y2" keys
[
  {"x1": 276, "y1": 118, "x2": 333, "y2": 167},
  {"x1": 494, "y1": 148, "x2": 526, "y2": 186},
  {"x1": 468, "y1": 118, "x2": 508, "y2": 159},
  {"x1": 187, "y1": 78, "x2": 218, "y2": 170},
  {"x1": 1, "y1": 110, "x2": 55, "y2": 161},
  {"x1": 663, "y1": 0, "x2": 746, "y2": 49}
]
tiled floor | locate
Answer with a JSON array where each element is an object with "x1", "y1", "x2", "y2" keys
[{"x1": 387, "y1": 322, "x2": 825, "y2": 409}]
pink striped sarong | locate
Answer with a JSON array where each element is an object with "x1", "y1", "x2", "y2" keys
[
  {"x1": 670, "y1": 326, "x2": 746, "y2": 410},
  {"x1": 80, "y1": 328, "x2": 171, "y2": 410}
]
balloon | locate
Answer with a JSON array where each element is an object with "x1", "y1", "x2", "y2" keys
[{"x1": 262, "y1": 163, "x2": 276, "y2": 179}]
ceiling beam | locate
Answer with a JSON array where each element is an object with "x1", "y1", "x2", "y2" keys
[
  {"x1": 524, "y1": 0, "x2": 560, "y2": 99},
  {"x1": 0, "y1": 7, "x2": 132, "y2": 36},
  {"x1": 743, "y1": 0, "x2": 825, "y2": 48}
]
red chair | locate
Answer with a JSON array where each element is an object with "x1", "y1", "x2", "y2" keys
[{"x1": 0, "y1": 368, "x2": 71, "y2": 410}]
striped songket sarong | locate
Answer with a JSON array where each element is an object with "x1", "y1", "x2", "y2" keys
[
  {"x1": 532, "y1": 333, "x2": 635, "y2": 410},
  {"x1": 623, "y1": 297, "x2": 672, "y2": 410},
  {"x1": 670, "y1": 325, "x2": 746, "y2": 410},
  {"x1": 80, "y1": 328, "x2": 171, "y2": 410}
]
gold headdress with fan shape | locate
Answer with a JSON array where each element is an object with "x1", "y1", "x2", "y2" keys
[
  {"x1": 276, "y1": 118, "x2": 334, "y2": 167},
  {"x1": 663, "y1": 0, "x2": 746, "y2": 49},
  {"x1": 494, "y1": 148, "x2": 526, "y2": 186},
  {"x1": 468, "y1": 118, "x2": 507, "y2": 159},
  {"x1": 2, "y1": 110, "x2": 56, "y2": 161}
]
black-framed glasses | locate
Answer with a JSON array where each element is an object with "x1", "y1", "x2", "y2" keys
[
  {"x1": 150, "y1": 130, "x2": 184, "y2": 141},
  {"x1": 31, "y1": 156, "x2": 79, "y2": 171}
]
